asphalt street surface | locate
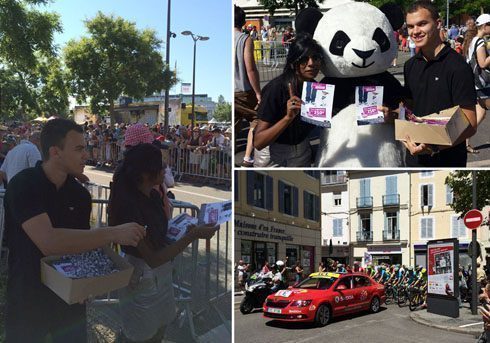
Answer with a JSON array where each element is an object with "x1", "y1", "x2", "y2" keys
[
  {"x1": 235, "y1": 50, "x2": 490, "y2": 167},
  {"x1": 234, "y1": 299, "x2": 476, "y2": 343}
]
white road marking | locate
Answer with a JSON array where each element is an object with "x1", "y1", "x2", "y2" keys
[{"x1": 459, "y1": 322, "x2": 483, "y2": 327}]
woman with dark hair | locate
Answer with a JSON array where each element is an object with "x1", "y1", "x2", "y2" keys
[
  {"x1": 108, "y1": 143, "x2": 216, "y2": 342},
  {"x1": 254, "y1": 33, "x2": 323, "y2": 166}
]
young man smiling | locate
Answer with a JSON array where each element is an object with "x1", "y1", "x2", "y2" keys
[
  {"x1": 402, "y1": 0, "x2": 477, "y2": 167},
  {"x1": 4, "y1": 119, "x2": 146, "y2": 342}
]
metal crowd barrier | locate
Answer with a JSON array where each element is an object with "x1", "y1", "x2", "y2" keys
[
  {"x1": 166, "y1": 147, "x2": 232, "y2": 184},
  {"x1": 86, "y1": 186, "x2": 231, "y2": 342},
  {"x1": 254, "y1": 40, "x2": 290, "y2": 83},
  {"x1": 87, "y1": 142, "x2": 123, "y2": 166}
]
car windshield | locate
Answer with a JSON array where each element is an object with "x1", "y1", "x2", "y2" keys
[{"x1": 296, "y1": 277, "x2": 336, "y2": 290}]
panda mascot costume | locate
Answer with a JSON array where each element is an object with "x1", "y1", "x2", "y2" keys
[{"x1": 296, "y1": 2, "x2": 406, "y2": 167}]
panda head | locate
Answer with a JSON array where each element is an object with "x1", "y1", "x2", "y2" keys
[{"x1": 296, "y1": 2, "x2": 404, "y2": 78}]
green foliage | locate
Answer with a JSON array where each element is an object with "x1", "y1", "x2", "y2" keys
[
  {"x1": 445, "y1": 171, "x2": 490, "y2": 222},
  {"x1": 64, "y1": 12, "x2": 177, "y2": 117},
  {"x1": 36, "y1": 57, "x2": 70, "y2": 117},
  {"x1": 0, "y1": 0, "x2": 61, "y2": 71},
  {"x1": 259, "y1": 0, "x2": 324, "y2": 15},
  {"x1": 213, "y1": 99, "x2": 231, "y2": 122},
  {"x1": 0, "y1": 0, "x2": 65, "y2": 120}
]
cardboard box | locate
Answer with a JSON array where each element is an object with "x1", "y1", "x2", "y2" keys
[
  {"x1": 395, "y1": 106, "x2": 470, "y2": 146},
  {"x1": 41, "y1": 246, "x2": 134, "y2": 305}
]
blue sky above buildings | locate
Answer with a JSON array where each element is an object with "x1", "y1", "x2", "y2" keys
[{"x1": 42, "y1": 0, "x2": 231, "y2": 102}]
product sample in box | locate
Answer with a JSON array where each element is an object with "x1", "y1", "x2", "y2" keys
[
  {"x1": 394, "y1": 106, "x2": 470, "y2": 146},
  {"x1": 41, "y1": 246, "x2": 134, "y2": 305}
]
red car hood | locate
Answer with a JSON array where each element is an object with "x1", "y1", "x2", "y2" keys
[{"x1": 267, "y1": 288, "x2": 328, "y2": 302}]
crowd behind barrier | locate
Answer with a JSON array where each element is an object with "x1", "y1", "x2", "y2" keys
[
  {"x1": 0, "y1": 120, "x2": 232, "y2": 185},
  {"x1": 0, "y1": 184, "x2": 231, "y2": 342}
]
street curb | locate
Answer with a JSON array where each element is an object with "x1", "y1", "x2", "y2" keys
[{"x1": 409, "y1": 312, "x2": 482, "y2": 338}]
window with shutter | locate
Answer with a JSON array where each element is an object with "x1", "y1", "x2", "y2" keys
[
  {"x1": 452, "y1": 216, "x2": 466, "y2": 238},
  {"x1": 421, "y1": 218, "x2": 433, "y2": 239},
  {"x1": 421, "y1": 184, "x2": 434, "y2": 207},
  {"x1": 333, "y1": 219, "x2": 342, "y2": 237},
  {"x1": 446, "y1": 185, "x2": 453, "y2": 205}
]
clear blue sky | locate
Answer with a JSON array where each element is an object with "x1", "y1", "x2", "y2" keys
[{"x1": 41, "y1": 0, "x2": 231, "y2": 102}]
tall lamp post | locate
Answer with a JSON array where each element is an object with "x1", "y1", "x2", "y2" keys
[
  {"x1": 181, "y1": 31, "x2": 209, "y2": 129},
  {"x1": 163, "y1": 0, "x2": 176, "y2": 135}
]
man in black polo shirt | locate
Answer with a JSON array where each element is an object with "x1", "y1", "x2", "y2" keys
[
  {"x1": 4, "y1": 119, "x2": 146, "y2": 342},
  {"x1": 402, "y1": 1, "x2": 477, "y2": 167}
]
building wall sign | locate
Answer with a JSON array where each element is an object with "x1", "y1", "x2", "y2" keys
[
  {"x1": 235, "y1": 215, "x2": 297, "y2": 243},
  {"x1": 368, "y1": 246, "x2": 402, "y2": 254}
]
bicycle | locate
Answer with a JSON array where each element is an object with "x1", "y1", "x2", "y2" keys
[
  {"x1": 397, "y1": 283, "x2": 410, "y2": 307},
  {"x1": 408, "y1": 285, "x2": 426, "y2": 311}
]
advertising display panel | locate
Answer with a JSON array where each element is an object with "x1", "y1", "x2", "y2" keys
[{"x1": 427, "y1": 240, "x2": 456, "y2": 297}]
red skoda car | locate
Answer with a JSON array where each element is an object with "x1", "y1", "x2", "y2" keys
[{"x1": 263, "y1": 272, "x2": 386, "y2": 326}]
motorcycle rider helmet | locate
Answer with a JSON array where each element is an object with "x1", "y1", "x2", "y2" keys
[{"x1": 276, "y1": 260, "x2": 285, "y2": 267}]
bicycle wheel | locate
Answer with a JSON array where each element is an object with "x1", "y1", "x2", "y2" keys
[
  {"x1": 397, "y1": 289, "x2": 407, "y2": 307},
  {"x1": 385, "y1": 287, "x2": 394, "y2": 305},
  {"x1": 409, "y1": 291, "x2": 419, "y2": 311}
]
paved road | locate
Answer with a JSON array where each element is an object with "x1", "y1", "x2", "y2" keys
[
  {"x1": 84, "y1": 166, "x2": 230, "y2": 207},
  {"x1": 234, "y1": 299, "x2": 476, "y2": 343}
]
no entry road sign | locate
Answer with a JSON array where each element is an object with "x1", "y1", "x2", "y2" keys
[{"x1": 464, "y1": 209, "x2": 483, "y2": 230}]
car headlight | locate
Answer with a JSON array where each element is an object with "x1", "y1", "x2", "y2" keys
[{"x1": 291, "y1": 300, "x2": 312, "y2": 307}]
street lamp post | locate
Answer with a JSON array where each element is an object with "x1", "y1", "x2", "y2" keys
[
  {"x1": 163, "y1": 0, "x2": 172, "y2": 135},
  {"x1": 181, "y1": 30, "x2": 209, "y2": 129}
]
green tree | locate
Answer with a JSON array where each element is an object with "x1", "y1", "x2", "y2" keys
[
  {"x1": 445, "y1": 171, "x2": 490, "y2": 223},
  {"x1": 259, "y1": 0, "x2": 324, "y2": 16},
  {"x1": 0, "y1": 0, "x2": 62, "y2": 120},
  {"x1": 36, "y1": 57, "x2": 70, "y2": 118},
  {"x1": 0, "y1": 0, "x2": 61, "y2": 71},
  {"x1": 213, "y1": 97, "x2": 231, "y2": 122},
  {"x1": 64, "y1": 12, "x2": 177, "y2": 122}
]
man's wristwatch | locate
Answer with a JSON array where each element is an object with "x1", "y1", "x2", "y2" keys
[{"x1": 427, "y1": 144, "x2": 440, "y2": 157}]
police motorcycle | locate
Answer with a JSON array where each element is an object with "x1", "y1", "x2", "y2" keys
[{"x1": 240, "y1": 261, "x2": 287, "y2": 314}]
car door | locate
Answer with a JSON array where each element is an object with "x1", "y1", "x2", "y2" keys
[
  {"x1": 332, "y1": 276, "x2": 357, "y2": 315},
  {"x1": 353, "y1": 275, "x2": 372, "y2": 310}
]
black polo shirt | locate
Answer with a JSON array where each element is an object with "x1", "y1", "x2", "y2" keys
[
  {"x1": 403, "y1": 44, "x2": 477, "y2": 167},
  {"x1": 5, "y1": 162, "x2": 91, "y2": 313},
  {"x1": 258, "y1": 73, "x2": 315, "y2": 145}
]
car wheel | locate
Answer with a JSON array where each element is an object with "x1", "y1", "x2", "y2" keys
[
  {"x1": 370, "y1": 296, "x2": 380, "y2": 313},
  {"x1": 314, "y1": 304, "x2": 331, "y2": 327},
  {"x1": 240, "y1": 297, "x2": 254, "y2": 314}
]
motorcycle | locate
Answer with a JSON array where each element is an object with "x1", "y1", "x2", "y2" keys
[{"x1": 239, "y1": 272, "x2": 286, "y2": 314}]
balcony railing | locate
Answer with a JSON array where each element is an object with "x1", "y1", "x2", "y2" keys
[
  {"x1": 383, "y1": 230, "x2": 400, "y2": 240},
  {"x1": 383, "y1": 194, "x2": 400, "y2": 206},
  {"x1": 356, "y1": 231, "x2": 373, "y2": 242},
  {"x1": 356, "y1": 196, "x2": 373, "y2": 208},
  {"x1": 321, "y1": 174, "x2": 347, "y2": 185}
]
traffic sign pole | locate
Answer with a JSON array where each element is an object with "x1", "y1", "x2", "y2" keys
[{"x1": 471, "y1": 171, "x2": 477, "y2": 315}]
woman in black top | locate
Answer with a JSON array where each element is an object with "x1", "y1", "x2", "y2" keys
[
  {"x1": 108, "y1": 143, "x2": 216, "y2": 342},
  {"x1": 254, "y1": 34, "x2": 323, "y2": 167}
]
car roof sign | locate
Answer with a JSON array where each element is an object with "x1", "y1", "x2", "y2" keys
[{"x1": 309, "y1": 272, "x2": 340, "y2": 278}]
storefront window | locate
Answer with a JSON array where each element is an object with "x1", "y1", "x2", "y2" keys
[
  {"x1": 255, "y1": 242, "x2": 266, "y2": 271},
  {"x1": 267, "y1": 242, "x2": 277, "y2": 265},
  {"x1": 241, "y1": 240, "x2": 252, "y2": 265},
  {"x1": 286, "y1": 244, "x2": 299, "y2": 268}
]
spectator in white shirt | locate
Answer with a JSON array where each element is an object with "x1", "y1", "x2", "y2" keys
[{"x1": 0, "y1": 131, "x2": 41, "y2": 185}]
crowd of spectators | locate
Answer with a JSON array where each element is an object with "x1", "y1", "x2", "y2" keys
[{"x1": 0, "y1": 120, "x2": 232, "y2": 184}]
